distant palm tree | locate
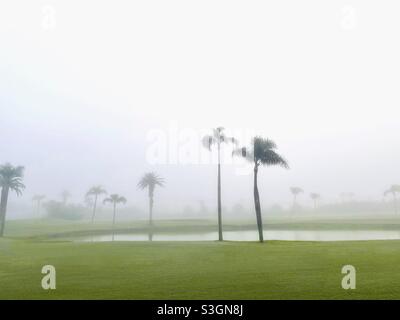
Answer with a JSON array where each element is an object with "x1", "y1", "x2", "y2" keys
[
  {"x1": 384, "y1": 185, "x2": 400, "y2": 215},
  {"x1": 202, "y1": 127, "x2": 237, "y2": 241},
  {"x1": 103, "y1": 194, "x2": 127, "y2": 241},
  {"x1": 86, "y1": 186, "x2": 107, "y2": 223},
  {"x1": 290, "y1": 187, "x2": 303, "y2": 209},
  {"x1": 32, "y1": 194, "x2": 46, "y2": 217},
  {"x1": 138, "y1": 172, "x2": 164, "y2": 227},
  {"x1": 234, "y1": 137, "x2": 288, "y2": 242},
  {"x1": 0, "y1": 163, "x2": 25, "y2": 237},
  {"x1": 339, "y1": 192, "x2": 354, "y2": 204},
  {"x1": 61, "y1": 190, "x2": 71, "y2": 205},
  {"x1": 310, "y1": 193, "x2": 321, "y2": 209}
]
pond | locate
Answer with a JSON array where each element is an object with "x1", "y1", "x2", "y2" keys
[{"x1": 78, "y1": 230, "x2": 400, "y2": 242}]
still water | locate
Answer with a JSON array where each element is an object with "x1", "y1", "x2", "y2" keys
[{"x1": 79, "y1": 230, "x2": 400, "y2": 242}]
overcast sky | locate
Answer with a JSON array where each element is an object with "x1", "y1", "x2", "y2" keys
[{"x1": 1, "y1": 1, "x2": 399, "y2": 216}]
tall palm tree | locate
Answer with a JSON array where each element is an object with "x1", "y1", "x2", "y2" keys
[
  {"x1": 86, "y1": 186, "x2": 107, "y2": 223},
  {"x1": 234, "y1": 137, "x2": 288, "y2": 242},
  {"x1": 103, "y1": 194, "x2": 127, "y2": 241},
  {"x1": 202, "y1": 127, "x2": 237, "y2": 241},
  {"x1": 0, "y1": 163, "x2": 25, "y2": 237},
  {"x1": 384, "y1": 185, "x2": 400, "y2": 215},
  {"x1": 61, "y1": 190, "x2": 71, "y2": 205},
  {"x1": 290, "y1": 187, "x2": 303, "y2": 209},
  {"x1": 138, "y1": 172, "x2": 164, "y2": 230},
  {"x1": 310, "y1": 193, "x2": 321, "y2": 210},
  {"x1": 32, "y1": 194, "x2": 46, "y2": 217}
]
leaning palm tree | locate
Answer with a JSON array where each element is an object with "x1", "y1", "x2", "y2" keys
[
  {"x1": 103, "y1": 194, "x2": 127, "y2": 241},
  {"x1": 384, "y1": 185, "x2": 400, "y2": 215},
  {"x1": 202, "y1": 127, "x2": 237, "y2": 241},
  {"x1": 86, "y1": 186, "x2": 107, "y2": 223},
  {"x1": 310, "y1": 193, "x2": 321, "y2": 210},
  {"x1": 0, "y1": 163, "x2": 25, "y2": 237},
  {"x1": 138, "y1": 172, "x2": 164, "y2": 228},
  {"x1": 234, "y1": 137, "x2": 289, "y2": 242},
  {"x1": 32, "y1": 194, "x2": 46, "y2": 217},
  {"x1": 290, "y1": 187, "x2": 303, "y2": 209}
]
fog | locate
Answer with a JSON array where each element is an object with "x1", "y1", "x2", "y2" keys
[{"x1": 1, "y1": 1, "x2": 399, "y2": 220}]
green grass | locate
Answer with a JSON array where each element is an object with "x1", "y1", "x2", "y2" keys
[
  {"x1": 1, "y1": 237, "x2": 400, "y2": 299},
  {"x1": 2, "y1": 218, "x2": 400, "y2": 299}
]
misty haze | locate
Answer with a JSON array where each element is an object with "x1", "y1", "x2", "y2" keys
[{"x1": 1, "y1": 0, "x2": 400, "y2": 301}]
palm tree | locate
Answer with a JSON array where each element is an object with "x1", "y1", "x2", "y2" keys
[
  {"x1": 310, "y1": 193, "x2": 321, "y2": 209},
  {"x1": 339, "y1": 192, "x2": 354, "y2": 204},
  {"x1": 202, "y1": 127, "x2": 237, "y2": 241},
  {"x1": 103, "y1": 194, "x2": 127, "y2": 241},
  {"x1": 384, "y1": 185, "x2": 400, "y2": 215},
  {"x1": 61, "y1": 190, "x2": 71, "y2": 205},
  {"x1": 32, "y1": 194, "x2": 46, "y2": 217},
  {"x1": 138, "y1": 172, "x2": 164, "y2": 233},
  {"x1": 234, "y1": 137, "x2": 288, "y2": 242},
  {"x1": 290, "y1": 187, "x2": 303, "y2": 209},
  {"x1": 86, "y1": 186, "x2": 107, "y2": 223},
  {"x1": 0, "y1": 163, "x2": 25, "y2": 237}
]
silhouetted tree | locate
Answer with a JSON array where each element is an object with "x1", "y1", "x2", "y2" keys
[
  {"x1": 234, "y1": 137, "x2": 288, "y2": 242},
  {"x1": 339, "y1": 192, "x2": 354, "y2": 204},
  {"x1": 0, "y1": 163, "x2": 25, "y2": 237},
  {"x1": 138, "y1": 172, "x2": 164, "y2": 241},
  {"x1": 310, "y1": 193, "x2": 321, "y2": 210},
  {"x1": 86, "y1": 186, "x2": 107, "y2": 223},
  {"x1": 103, "y1": 194, "x2": 127, "y2": 241},
  {"x1": 384, "y1": 185, "x2": 400, "y2": 215},
  {"x1": 32, "y1": 194, "x2": 46, "y2": 217},
  {"x1": 202, "y1": 127, "x2": 237, "y2": 241},
  {"x1": 290, "y1": 187, "x2": 303, "y2": 209},
  {"x1": 61, "y1": 190, "x2": 71, "y2": 205}
]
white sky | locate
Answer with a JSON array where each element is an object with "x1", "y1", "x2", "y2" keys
[{"x1": 1, "y1": 1, "x2": 399, "y2": 215}]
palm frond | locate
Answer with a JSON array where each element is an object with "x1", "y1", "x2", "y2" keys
[
  {"x1": 384, "y1": 185, "x2": 400, "y2": 196},
  {"x1": 138, "y1": 172, "x2": 165, "y2": 190},
  {"x1": 103, "y1": 197, "x2": 113, "y2": 204},
  {"x1": 258, "y1": 149, "x2": 289, "y2": 168},
  {"x1": 310, "y1": 193, "x2": 321, "y2": 200},
  {"x1": 220, "y1": 134, "x2": 239, "y2": 146},
  {"x1": 86, "y1": 185, "x2": 107, "y2": 197},
  {"x1": 251, "y1": 137, "x2": 289, "y2": 168},
  {"x1": 213, "y1": 127, "x2": 225, "y2": 139},
  {"x1": 202, "y1": 135, "x2": 215, "y2": 150},
  {"x1": 103, "y1": 193, "x2": 127, "y2": 204},
  {"x1": 232, "y1": 146, "x2": 254, "y2": 162},
  {"x1": 118, "y1": 196, "x2": 127, "y2": 204},
  {"x1": 0, "y1": 163, "x2": 25, "y2": 195},
  {"x1": 290, "y1": 187, "x2": 303, "y2": 195}
]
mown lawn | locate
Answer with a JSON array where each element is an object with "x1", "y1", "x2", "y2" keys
[{"x1": 1, "y1": 237, "x2": 400, "y2": 299}]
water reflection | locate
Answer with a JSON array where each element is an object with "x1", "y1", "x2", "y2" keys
[{"x1": 79, "y1": 230, "x2": 400, "y2": 242}]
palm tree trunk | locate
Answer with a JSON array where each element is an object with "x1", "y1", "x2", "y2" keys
[
  {"x1": 112, "y1": 203, "x2": 116, "y2": 241},
  {"x1": 149, "y1": 194, "x2": 154, "y2": 241},
  {"x1": 0, "y1": 187, "x2": 10, "y2": 237},
  {"x1": 91, "y1": 194, "x2": 98, "y2": 223},
  {"x1": 217, "y1": 142, "x2": 223, "y2": 241},
  {"x1": 149, "y1": 195, "x2": 153, "y2": 226},
  {"x1": 253, "y1": 164, "x2": 263, "y2": 243}
]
